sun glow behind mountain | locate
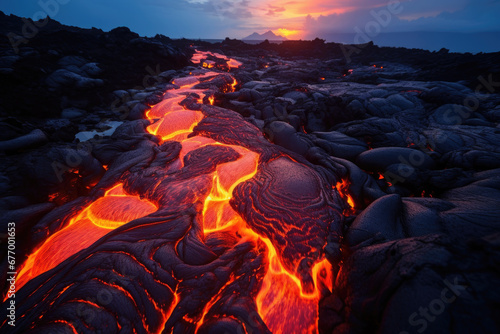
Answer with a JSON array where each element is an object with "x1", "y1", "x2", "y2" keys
[{"x1": 277, "y1": 28, "x2": 300, "y2": 38}]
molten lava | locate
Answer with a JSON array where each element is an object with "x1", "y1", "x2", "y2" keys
[
  {"x1": 15, "y1": 184, "x2": 157, "y2": 291},
  {"x1": 254, "y1": 232, "x2": 333, "y2": 334},
  {"x1": 191, "y1": 50, "x2": 242, "y2": 70},
  {"x1": 335, "y1": 180, "x2": 356, "y2": 215},
  {"x1": 146, "y1": 61, "x2": 333, "y2": 332},
  {"x1": 14, "y1": 50, "x2": 341, "y2": 333}
]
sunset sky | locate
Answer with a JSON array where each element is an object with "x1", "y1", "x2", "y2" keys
[{"x1": 2, "y1": 0, "x2": 500, "y2": 47}]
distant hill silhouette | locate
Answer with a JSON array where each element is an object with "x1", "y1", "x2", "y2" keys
[
  {"x1": 242, "y1": 30, "x2": 287, "y2": 41},
  {"x1": 318, "y1": 31, "x2": 500, "y2": 54}
]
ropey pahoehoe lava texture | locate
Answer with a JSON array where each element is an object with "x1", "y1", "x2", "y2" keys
[{"x1": 0, "y1": 52, "x2": 345, "y2": 334}]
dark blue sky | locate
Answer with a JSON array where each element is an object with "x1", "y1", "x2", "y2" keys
[{"x1": 2, "y1": 0, "x2": 499, "y2": 52}]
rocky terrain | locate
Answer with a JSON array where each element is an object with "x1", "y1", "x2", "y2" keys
[{"x1": 1, "y1": 11, "x2": 500, "y2": 334}]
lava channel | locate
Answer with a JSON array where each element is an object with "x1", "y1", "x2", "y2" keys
[{"x1": 7, "y1": 50, "x2": 344, "y2": 334}]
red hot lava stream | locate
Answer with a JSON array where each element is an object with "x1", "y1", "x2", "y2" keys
[
  {"x1": 15, "y1": 184, "x2": 158, "y2": 291},
  {"x1": 12, "y1": 50, "x2": 345, "y2": 334}
]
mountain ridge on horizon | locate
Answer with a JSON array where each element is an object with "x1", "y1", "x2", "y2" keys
[{"x1": 242, "y1": 30, "x2": 287, "y2": 41}]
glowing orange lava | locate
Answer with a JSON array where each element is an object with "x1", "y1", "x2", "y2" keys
[
  {"x1": 145, "y1": 57, "x2": 334, "y2": 332},
  {"x1": 191, "y1": 50, "x2": 242, "y2": 70},
  {"x1": 17, "y1": 50, "x2": 338, "y2": 333},
  {"x1": 15, "y1": 184, "x2": 157, "y2": 292},
  {"x1": 336, "y1": 180, "x2": 356, "y2": 216},
  {"x1": 253, "y1": 230, "x2": 333, "y2": 334}
]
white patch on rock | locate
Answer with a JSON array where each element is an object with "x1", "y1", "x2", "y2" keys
[{"x1": 75, "y1": 121, "x2": 123, "y2": 142}]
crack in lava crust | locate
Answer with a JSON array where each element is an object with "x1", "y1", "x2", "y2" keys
[{"x1": 2, "y1": 51, "x2": 344, "y2": 334}]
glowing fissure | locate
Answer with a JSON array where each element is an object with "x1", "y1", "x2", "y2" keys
[
  {"x1": 15, "y1": 50, "x2": 336, "y2": 333},
  {"x1": 335, "y1": 180, "x2": 356, "y2": 215},
  {"x1": 14, "y1": 183, "x2": 158, "y2": 292},
  {"x1": 191, "y1": 50, "x2": 242, "y2": 69}
]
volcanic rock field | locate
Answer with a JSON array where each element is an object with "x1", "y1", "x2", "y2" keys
[{"x1": 1, "y1": 12, "x2": 500, "y2": 334}]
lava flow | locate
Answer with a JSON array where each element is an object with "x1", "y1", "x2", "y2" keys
[
  {"x1": 7, "y1": 50, "x2": 343, "y2": 334},
  {"x1": 14, "y1": 184, "x2": 158, "y2": 292},
  {"x1": 146, "y1": 63, "x2": 333, "y2": 332},
  {"x1": 144, "y1": 52, "x2": 335, "y2": 333}
]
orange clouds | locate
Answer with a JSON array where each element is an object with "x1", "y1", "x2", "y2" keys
[
  {"x1": 265, "y1": 0, "x2": 354, "y2": 18},
  {"x1": 242, "y1": 0, "x2": 397, "y2": 40},
  {"x1": 246, "y1": 0, "x2": 360, "y2": 39}
]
